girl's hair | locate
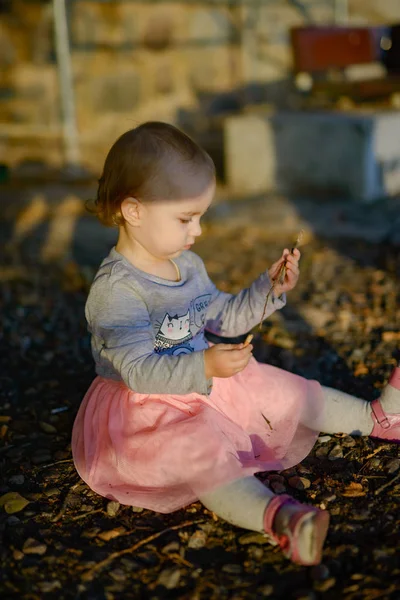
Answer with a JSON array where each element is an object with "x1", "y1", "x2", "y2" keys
[{"x1": 92, "y1": 121, "x2": 215, "y2": 226}]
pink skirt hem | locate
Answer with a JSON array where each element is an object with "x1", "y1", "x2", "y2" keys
[{"x1": 72, "y1": 358, "x2": 323, "y2": 513}]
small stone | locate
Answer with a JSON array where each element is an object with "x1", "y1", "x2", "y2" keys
[
  {"x1": 188, "y1": 529, "x2": 207, "y2": 549},
  {"x1": 341, "y1": 435, "x2": 356, "y2": 448},
  {"x1": 110, "y1": 568, "x2": 126, "y2": 582},
  {"x1": 288, "y1": 476, "x2": 311, "y2": 490},
  {"x1": 23, "y1": 537, "x2": 47, "y2": 555},
  {"x1": 328, "y1": 445, "x2": 343, "y2": 460},
  {"x1": 238, "y1": 532, "x2": 269, "y2": 545},
  {"x1": 314, "y1": 577, "x2": 336, "y2": 592},
  {"x1": 311, "y1": 564, "x2": 330, "y2": 581},
  {"x1": 258, "y1": 585, "x2": 274, "y2": 597},
  {"x1": 106, "y1": 500, "x2": 120, "y2": 517},
  {"x1": 369, "y1": 458, "x2": 382, "y2": 471},
  {"x1": 270, "y1": 481, "x2": 286, "y2": 494},
  {"x1": 162, "y1": 541, "x2": 180, "y2": 554},
  {"x1": 44, "y1": 487, "x2": 60, "y2": 497},
  {"x1": 222, "y1": 563, "x2": 242, "y2": 574},
  {"x1": 131, "y1": 506, "x2": 144, "y2": 513},
  {"x1": 38, "y1": 581, "x2": 62, "y2": 593},
  {"x1": 386, "y1": 458, "x2": 400, "y2": 474},
  {"x1": 39, "y1": 421, "x2": 57, "y2": 434},
  {"x1": 97, "y1": 527, "x2": 125, "y2": 541},
  {"x1": 32, "y1": 450, "x2": 52, "y2": 465},
  {"x1": 315, "y1": 446, "x2": 330, "y2": 459},
  {"x1": 280, "y1": 467, "x2": 297, "y2": 478},
  {"x1": 295, "y1": 592, "x2": 317, "y2": 600},
  {"x1": 8, "y1": 474, "x2": 24, "y2": 486},
  {"x1": 319, "y1": 492, "x2": 336, "y2": 504},
  {"x1": 13, "y1": 549, "x2": 24, "y2": 561},
  {"x1": 317, "y1": 435, "x2": 331, "y2": 444},
  {"x1": 81, "y1": 527, "x2": 101, "y2": 539},
  {"x1": 157, "y1": 568, "x2": 181, "y2": 589}
]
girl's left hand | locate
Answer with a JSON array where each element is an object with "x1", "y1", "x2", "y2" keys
[{"x1": 268, "y1": 248, "x2": 301, "y2": 297}]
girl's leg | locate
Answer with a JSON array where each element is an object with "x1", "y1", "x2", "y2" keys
[
  {"x1": 198, "y1": 476, "x2": 329, "y2": 566},
  {"x1": 301, "y1": 363, "x2": 400, "y2": 439},
  {"x1": 301, "y1": 386, "x2": 374, "y2": 435}
]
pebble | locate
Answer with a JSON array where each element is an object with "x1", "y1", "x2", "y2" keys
[
  {"x1": 386, "y1": 458, "x2": 400, "y2": 474},
  {"x1": 369, "y1": 457, "x2": 382, "y2": 469},
  {"x1": 188, "y1": 529, "x2": 207, "y2": 549},
  {"x1": 238, "y1": 532, "x2": 269, "y2": 545},
  {"x1": 162, "y1": 541, "x2": 180, "y2": 554},
  {"x1": 328, "y1": 445, "x2": 344, "y2": 460},
  {"x1": 97, "y1": 527, "x2": 125, "y2": 541},
  {"x1": 8, "y1": 474, "x2": 24, "y2": 485},
  {"x1": 258, "y1": 585, "x2": 274, "y2": 597},
  {"x1": 157, "y1": 568, "x2": 181, "y2": 589},
  {"x1": 44, "y1": 487, "x2": 60, "y2": 497},
  {"x1": 341, "y1": 435, "x2": 356, "y2": 448},
  {"x1": 39, "y1": 421, "x2": 57, "y2": 434},
  {"x1": 311, "y1": 564, "x2": 330, "y2": 581},
  {"x1": 13, "y1": 549, "x2": 24, "y2": 561},
  {"x1": 270, "y1": 481, "x2": 286, "y2": 494},
  {"x1": 38, "y1": 581, "x2": 62, "y2": 593},
  {"x1": 313, "y1": 577, "x2": 336, "y2": 592},
  {"x1": 131, "y1": 506, "x2": 144, "y2": 513},
  {"x1": 32, "y1": 450, "x2": 52, "y2": 465},
  {"x1": 317, "y1": 435, "x2": 331, "y2": 444},
  {"x1": 106, "y1": 500, "x2": 120, "y2": 517},
  {"x1": 295, "y1": 592, "x2": 317, "y2": 600},
  {"x1": 288, "y1": 476, "x2": 311, "y2": 490},
  {"x1": 22, "y1": 537, "x2": 47, "y2": 555},
  {"x1": 221, "y1": 563, "x2": 242, "y2": 574},
  {"x1": 315, "y1": 446, "x2": 330, "y2": 459},
  {"x1": 110, "y1": 568, "x2": 126, "y2": 582}
]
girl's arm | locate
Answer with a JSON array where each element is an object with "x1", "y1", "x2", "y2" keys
[
  {"x1": 87, "y1": 279, "x2": 210, "y2": 396},
  {"x1": 192, "y1": 251, "x2": 299, "y2": 338}
]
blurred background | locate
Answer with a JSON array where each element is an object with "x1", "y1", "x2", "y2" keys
[{"x1": 2, "y1": 0, "x2": 400, "y2": 263}]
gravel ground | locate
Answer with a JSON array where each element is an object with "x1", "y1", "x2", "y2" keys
[{"x1": 1, "y1": 197, "x2": 400, "y2": 600}]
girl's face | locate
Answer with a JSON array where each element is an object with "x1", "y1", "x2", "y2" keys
[{"x1": 133, "y1": 179, "x2": 215, "y2": 261}]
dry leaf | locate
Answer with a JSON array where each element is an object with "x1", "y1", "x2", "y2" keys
[
  {"x1": 0, "y1": 492, "x2": 30, "y2": 514},
  {"x1": 341, "y1": 482, "x2": 366, "y2": 497}
]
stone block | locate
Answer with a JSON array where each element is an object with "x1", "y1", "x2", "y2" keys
[{"x1": 224, "y1": 110, "x2": 400, "y2": 201}]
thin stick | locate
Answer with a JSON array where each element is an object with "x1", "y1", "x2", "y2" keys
[
  {"x1": 258, "y1": 230, "x2": 304, "y2": 332},
  {"x1": 374, "y1": 471, "x2": 400, "y2": 496},
  {"x1": 80, "y1": 518, "x2": 206, "y2": 582}
]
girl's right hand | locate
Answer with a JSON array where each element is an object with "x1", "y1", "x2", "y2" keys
[{"x1": 204, "y1": 343, "x2": 253, "y2": 379}]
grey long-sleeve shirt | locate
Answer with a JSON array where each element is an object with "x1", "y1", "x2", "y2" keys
[{"x1": 86, "y1": 247, "x2": 286, "y2": 396}]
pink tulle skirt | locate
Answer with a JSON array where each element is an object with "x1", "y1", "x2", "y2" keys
[{"x1": 72, "y1": 358, "x2": 323, "y2": 513}]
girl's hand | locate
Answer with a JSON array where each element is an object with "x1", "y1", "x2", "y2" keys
[
  {"x1": 204, "y1": 343, "x2": 253, "y2": 379},
  {"x1": 268, "y1": 248, "x2": 301, "y2": 297}
]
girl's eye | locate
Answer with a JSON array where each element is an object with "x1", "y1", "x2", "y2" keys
[{"x1": 180, "y1": 218, "x2": 191, "y2": 224}]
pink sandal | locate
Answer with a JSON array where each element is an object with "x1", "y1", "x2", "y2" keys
[
  {"x1": 263, "y1": 494, "x2": 330, "y2": 566},
  {"x1": 370, "y1": 367, "x2": 400, "y2": 443}
]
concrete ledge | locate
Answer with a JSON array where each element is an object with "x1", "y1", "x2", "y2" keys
[{"x1": 224, "y1": 110, "x2": 400, "y2": 202}]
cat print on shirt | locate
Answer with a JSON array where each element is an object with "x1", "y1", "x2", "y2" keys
[{"x1": 154, "y1": 310, "x2": 193, "y2": 355}]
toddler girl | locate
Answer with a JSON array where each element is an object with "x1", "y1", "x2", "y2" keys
[{"x1": 72, "y1": 122, "x2": 400, "y2": 567}]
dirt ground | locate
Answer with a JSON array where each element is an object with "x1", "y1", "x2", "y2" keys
[{"x1": 1, "y1": 188, "x2": 400, "y2": 599}]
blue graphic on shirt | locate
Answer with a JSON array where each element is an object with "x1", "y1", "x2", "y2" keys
[{"x1": 154, "y1": 310, "x2": 193, "y2": 354}]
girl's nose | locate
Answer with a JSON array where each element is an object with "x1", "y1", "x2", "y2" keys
[{"x1": 191, "y1": 221, "x2": 202, "y2": 237}]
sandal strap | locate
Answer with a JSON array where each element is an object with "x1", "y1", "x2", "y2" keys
[
  {"x1": 371, "y1": 398, "x2": 391, "y2": 430},
  {"x1": 263, "y1": 494, "x2": 296, "y2": 541}
]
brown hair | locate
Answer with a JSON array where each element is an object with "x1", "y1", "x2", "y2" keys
[{"x1": 92, "y1": 121, "x2": 215, "y2": 226}]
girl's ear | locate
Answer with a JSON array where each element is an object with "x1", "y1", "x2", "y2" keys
[{"x1": 120, "y1": 197, "x2": 141, "y2": 226}]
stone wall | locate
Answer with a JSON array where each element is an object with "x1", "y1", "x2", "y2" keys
[{"x1": 0, "y1": 0, "x2": 398, "y2": 172}]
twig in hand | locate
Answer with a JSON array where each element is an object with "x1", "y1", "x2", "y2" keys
[{"x1": 258, "y1": 230, "x2": 304, "y2": 332}]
